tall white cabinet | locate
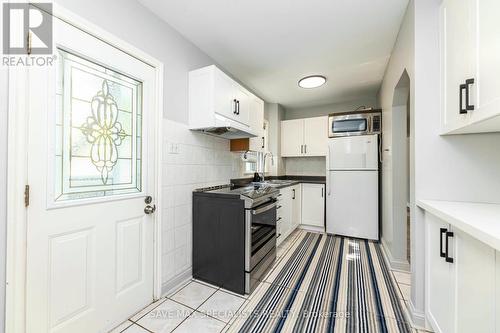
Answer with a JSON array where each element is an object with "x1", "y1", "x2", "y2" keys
[
  {"x1": 281, "y1": 116, "x2": 328, "y2": 157},
  {"x1": 440, "y1": 0, "x2": 500, "y2": 134}
]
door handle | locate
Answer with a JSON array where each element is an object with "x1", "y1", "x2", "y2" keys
[
  {"x1": 465, "y1": 78, "x2": 475, "y2": 111},
  {"x1": 144, "y1": 204, "x2": 156, "y2": 215},
  {"x1": 439, "y1": 228, "x2": 447, "y2": 258},
  {"x1": 459, "y1": 83, "x2": 467, "y2": 114},
  {"x1": 445, "y1": 231, "x2": 454, "y2": 263}
]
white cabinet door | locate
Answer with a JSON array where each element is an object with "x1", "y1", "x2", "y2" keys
[
  {"x1": 249, "y1": 98, "x2": 265, "y2": 151},
  {"x1": 303, "y1": 117, "x2": 328, "y2": 156},
  {"x1": 425, "y1": 214, "x2": 455, "y2": 333},
  {"x1": 469, "y1": 0, "x2": 500, "y2": 125},
  {"x1": 453, "y1": 227, "x2": 496, "y2": 333},
  {"x1": 291, "y1": 184, "x2": 301, "y2": 229},
  {"x1": 301, "y1": 184, "x2": 325, "y2": 228},
  {"x1": 214, "y1": 68, "x2": 238, "y2": 122},
  {"x1": 440, "y1": 0, "x2": 500, "y2": 134},
  {"x1": 234, "y1": 83, "x2": 251, "y2": 126},
  {"x1": 440, "y1": 0, "x2": 475, "y2": 131},
  {"x1": 281, "y1": 119, "x2": 304, "y2": 157}
]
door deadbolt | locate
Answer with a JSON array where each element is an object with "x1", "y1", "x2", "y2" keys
[{"x1": 145, "y1": 196, "x2": 153, "y2": 204}]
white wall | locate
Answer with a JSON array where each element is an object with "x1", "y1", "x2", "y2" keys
[
  {"x1": 377, "y1": 0, "x2": 419, "y2": 321},
  {"x1": 0, "y1": 64, "x2": 8, "y2": 333},
  {"x1": 161, "y1": 120, "x2": 241, "y2": 292},
  {"x1": 284, "y1": 94, "x2": 378, "y2": 120},
  {"x1": 284, "y1": 157, "x2": 326, "y2": 176}
]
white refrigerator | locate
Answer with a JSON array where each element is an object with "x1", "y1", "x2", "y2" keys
[{"x1": 326, "y1": 134, "x2": 379, "y2": 240}]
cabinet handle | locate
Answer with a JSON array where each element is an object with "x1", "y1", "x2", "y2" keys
[
  {"x1": 292, "y1": 189, "x2": 295, "y2": 200},
  {"x1": 321, "y1": 188, "x2": 324, "y2": 198},
  {"x1": 300, "y1": 145, "x2": 303, "y2": 154},
  {"x1": 439, "y1": 228, "x2": 447, "y2": 258},
  {"x1": 459, "y1": 84, "x2": 467, "y2": 114},
  {"x1": 262, "y1": 137, "x2": 265, "y2": 149},
  {"x1": 277, "y1": 217, "x2": 282, "y2": 222},
  {"x1": 276, "y1": 233, "x2": 282, "y2": 239},
  {"x1": 233, "y1": 99, "x2": 238, "y2": 114},
  {"x1": 465, "y1": 78, "x2": 475, "y2": 111},
  {"x1": 445, "y1": 231, "x2": 454, "y2": 263},
  {"x1": 276, "y1": 205, "x2": 282, "y2": 209},
  {"x1": 304, "y1": 145, "x2": 307, "y2": 154},
  {"x1": 236, "y1": 100, "x2": 240, "y2": 115}
]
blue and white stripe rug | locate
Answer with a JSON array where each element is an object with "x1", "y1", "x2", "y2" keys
[{"x1": 227, "y1": 232, "x2": 412, "y2": 333}]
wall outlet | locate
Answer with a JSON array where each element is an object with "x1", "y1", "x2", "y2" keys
[{"x1": 168, "y1": 143, "x2": 179, "y2": 154}]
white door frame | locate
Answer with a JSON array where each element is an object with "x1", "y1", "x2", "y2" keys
[{"x1": 5, "y1": 4, "x2": 164, "y2": 332}]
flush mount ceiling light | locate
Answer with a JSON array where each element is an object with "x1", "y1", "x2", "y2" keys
[{"x1": 298, "y1": 75, "x2": 327, "y2": 89}]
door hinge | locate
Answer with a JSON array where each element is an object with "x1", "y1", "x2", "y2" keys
[
  {"x1": 27, "y1": 32, "x2": 32, "y2": 55},
  {"x1": 24, "y1": 185, "x2": 30, "y2": 207}
]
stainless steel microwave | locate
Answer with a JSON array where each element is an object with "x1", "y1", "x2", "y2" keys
[{"x1": 328, "y1": 111, "x2": 382, "y2": 138}]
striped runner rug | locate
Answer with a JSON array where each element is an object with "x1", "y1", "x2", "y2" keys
[{"x1": 227, "y1": 232, "x2": 412, "y2": 333}]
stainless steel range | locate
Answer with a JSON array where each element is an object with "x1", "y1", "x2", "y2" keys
[{"x1": 192, "y1": 184, "x2": 278, "y2": 294}]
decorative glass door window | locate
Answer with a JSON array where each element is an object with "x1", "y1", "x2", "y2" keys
[{"x1": 54, "y1": 49, "x2": 143, "y2": 201}]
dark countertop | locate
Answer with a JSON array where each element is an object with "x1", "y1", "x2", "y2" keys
[{"x1": 230, "y1": 175, "x2": 326, "y2": 189}]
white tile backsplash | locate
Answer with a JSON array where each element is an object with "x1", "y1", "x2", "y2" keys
[
  {"x1": 284, "y1": 157, "x2": 326, "y2": 176},
  {"x1": 161, "y1": 119, "x2": 242, "y2": 289}
]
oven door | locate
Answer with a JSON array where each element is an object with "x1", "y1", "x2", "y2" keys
[
  {"x1": 328, "y1": 114, "x2": 371, "y2": 137},
  {"x1": 245, "y1": 199, "x2": 277, "y2": 272}
]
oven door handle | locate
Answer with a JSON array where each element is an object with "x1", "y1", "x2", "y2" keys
[{"x1": 252, "y1": 202, "x2": 277, "y2": 215}]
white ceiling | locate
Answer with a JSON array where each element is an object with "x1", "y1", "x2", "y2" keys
[{"x1": 138, "y1": 0, "x2": 408, "y2": 109}]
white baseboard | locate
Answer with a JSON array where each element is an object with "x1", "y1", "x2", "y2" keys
[
  {"x1": 298, "y1": 224, "x2": 325, "y2": 233},
  {"x1": 408, "y1": 299, "x2": 427, "y2": 329},
  {"x1": 380, "y1": 238, "x2": 410, "y2": 272},
  {"x1": 161, "y1": 267, "x2": 192, "y2": 297}
]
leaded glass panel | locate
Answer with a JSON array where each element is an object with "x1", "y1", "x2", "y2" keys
[{"x1": 54, "y1": 49, "x2": 143, "y2": 201}]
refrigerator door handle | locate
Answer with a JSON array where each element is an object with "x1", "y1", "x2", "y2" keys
[{"x1": 327, "y1": 145, "x2": 331, "y2": 196}]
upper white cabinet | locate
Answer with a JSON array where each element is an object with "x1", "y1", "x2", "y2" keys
[
  {"x1": 281, "y1": 116, "x2": 328, "y2": 157},
  {"x1": 281, "y1": 119, "x2": 304, "y2": 156},
  {"x1": 189, "y1": 65, "x2": 261, "y2": 137},
  {"x1": 301, "y1": 183, "x2": 325, "y2": 230},
  {"x1": 440, "y1": 0, "x2": 500, "y2": 134}
]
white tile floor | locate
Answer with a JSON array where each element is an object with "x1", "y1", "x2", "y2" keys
[{"x1": 109, "y1": 278, "x2": 248, "y2": 333}]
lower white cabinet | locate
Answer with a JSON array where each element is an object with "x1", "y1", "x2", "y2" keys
[
  {"x1": 425, "y1": 212, "x2": 496, "y2": 333},
  {"x1": 276, "y1": 184, "x2": 301, "y2": 246},
  {"x1": 301, "y1": 183, "x2": 325, "y2": 229}
]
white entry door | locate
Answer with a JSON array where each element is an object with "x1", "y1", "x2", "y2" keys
[{"x1": 25, "y1": 16, "x2": 158, "y2": 333}]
